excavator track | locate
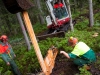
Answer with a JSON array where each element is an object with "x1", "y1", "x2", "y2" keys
[
  {"x1": 36, "y1": 31, "x2": 65, "y2": 41},
  {"x1": 36, "y1": 22, "x2": 71, "y2": 41}
]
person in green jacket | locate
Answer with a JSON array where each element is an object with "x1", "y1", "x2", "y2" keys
[
  {"x1": 0, "y1": 35, "x2": 22, "y2": 75},
  {"x1": 60, "y1": 37, "x2": 96, "y2": 69}
]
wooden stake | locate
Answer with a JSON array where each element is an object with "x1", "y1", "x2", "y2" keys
[{"x1": 22, "y1": 11, "x2": 47, "y2": 74}]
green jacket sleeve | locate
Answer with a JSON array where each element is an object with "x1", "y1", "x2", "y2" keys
[
  {"x1": 68, "y1": 53, "x2": 77, "y2": 59},
  {"x1": 9, "y1": 48, "x2": 15, "y2": 54},
  {"x1": 9, "y1": 49, "x2": 15, "y2": 59},
  {"x1": 8, "y1": 45, "x2": 15, "y2": 58}
]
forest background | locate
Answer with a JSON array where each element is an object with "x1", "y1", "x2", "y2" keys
[{"x1": 0, "y1": 0, "x2": 100, "y2": 75}]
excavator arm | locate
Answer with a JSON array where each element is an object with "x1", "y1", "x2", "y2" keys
[{"x1": 2, "y1": 0, "x2": 58, "y2": 75}]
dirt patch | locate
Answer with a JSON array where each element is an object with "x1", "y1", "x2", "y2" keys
[
  {"x1": 51, "y1": 53, "x2": 100, "y2": 75},
  {"x1": 51, "y1": 54, "x2": 79, "y2": 75}
]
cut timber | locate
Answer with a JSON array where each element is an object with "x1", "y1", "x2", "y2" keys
[
  {"x1": 22, "y1": 11, "x2": 47, "y2": 74},
  {"x1": 37, "y1": 31, "x2": 65, "y2": 41},
  {"x1": 44, "y1": 46, "x2": 58, "y2": 75}
]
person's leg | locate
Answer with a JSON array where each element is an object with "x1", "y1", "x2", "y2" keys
[
  {"x1": 74, "y1": 58, "x2": 92, "y2": 70},
  {"x1": 10, "y1": 60, "x2": 22, "y2": 75},
  {"x1": 73, "y1": 58, "x2": 88, "y2": 66}
]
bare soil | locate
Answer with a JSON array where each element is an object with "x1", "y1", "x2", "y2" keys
[
  {"x1": 51, "y1": 53, "x2": 100, "y2": 75},
  {"x1": 51, "y1": 54, "x2": 79, "y2": 75}
]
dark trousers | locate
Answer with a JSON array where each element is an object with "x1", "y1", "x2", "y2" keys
[
  {"x1": 73, "y1": 58, "x2": 90, "y2": 66},
  {"x1": 9, "y1": 60, "x2": 22, "y2": 75}
]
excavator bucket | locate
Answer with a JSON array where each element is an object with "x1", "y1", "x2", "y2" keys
[
  {"x1": 36, "y1": 31, "x2": 65, "y2": 41},
  {"x1": 2, "y1": 0, "x2": 34, "y2": 14}
]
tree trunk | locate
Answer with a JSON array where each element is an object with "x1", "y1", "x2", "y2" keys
[
  {"x1": 16, "y1": 12, "x2": 31, "y2": 51},
  {"x1": 88, "y1": 0, "x2": 94, "y2": 27},
  {"x1": 36, "y1": 0, "x2": 45, "y2": 24},
  {"x1": 66, "y1": 0, "x2": 74, "y2": 31}
]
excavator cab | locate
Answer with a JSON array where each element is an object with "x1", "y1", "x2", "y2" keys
[
  {"x1": 46, "y1": 0, "x2": 70, "y2": 33},
  {"x1": 53, "y1": 0, "x2": 68, "y2": 19}
]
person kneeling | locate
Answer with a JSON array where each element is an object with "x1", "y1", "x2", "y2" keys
[{"x1": 60, "y1": 37, "x2": 96, "y2": 70}]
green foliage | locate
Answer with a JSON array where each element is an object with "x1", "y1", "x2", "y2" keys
[
  {"x1": 94, "y1": 12, "x2": 100, "y2": 27},
  {"x1": 33, "y1": 23, "x2": 47, "y2": 34},
  {"x1": 15, "y1": 47, "x2": 40, "y2": 75},
  {"x1": 0, "y1": 70, "x2": 12, "y2": 75},
  {"x1": 94, "y1": 20, "x2": 100, "y2": 26},
  {"x1": 94, "y1": 13, "x2": 100, "y2": 21},
  {"x1": 74, "y1": 18, "x2": 89, "y2": 30},
  {"x1": 39, "y1": 37, "x2": 71, "y2": 53},
  {"x1": 72, "y1": 10, "x2": 80, "y2": 18},
  {"x1": 75, "y1": 65, "x2": 92, "y2": 75},
  {"x1": 0, "y1": 58, "x2": 13, "y2": 75}
]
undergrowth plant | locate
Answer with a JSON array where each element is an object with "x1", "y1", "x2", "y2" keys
[
  {"x1": 75, "y1": 65, "x2": 92, "y2": 75},
  {"x1": 0, "y1": 58, "x2": 13, "y2": 75}
]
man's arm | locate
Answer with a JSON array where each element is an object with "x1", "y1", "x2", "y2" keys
[
  {"x1": 60, "y1": 51, "x2": 70, "y2": 58},
  {"x1": 1, "y1": 53, "x2": 10, "y2": 65},
  {"x1": 8, "y1": 44, "x2": 16, "y2": 58}
]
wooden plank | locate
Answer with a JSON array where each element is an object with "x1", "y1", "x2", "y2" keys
[{"x1": 22, "y1": 11, "x2": 47, "y2": 74}]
